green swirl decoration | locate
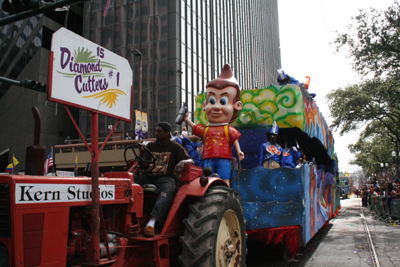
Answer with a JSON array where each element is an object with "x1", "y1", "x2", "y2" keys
[{"x1": 195, "y1": 84, "x2": 306, "y2": 130}]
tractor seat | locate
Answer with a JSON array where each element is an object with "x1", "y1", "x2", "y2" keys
[{"x1": 142, "y1": 184, "x2": 157, "y2": 194}]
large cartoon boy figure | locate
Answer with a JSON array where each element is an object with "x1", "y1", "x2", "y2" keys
[{"x1": 184, "y1": 64, "x2": 244, "y2": 186}]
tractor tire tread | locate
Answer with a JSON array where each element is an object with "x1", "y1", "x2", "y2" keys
[{"x1": 178, "y1": 185, "x2": 246, "y2": 267}]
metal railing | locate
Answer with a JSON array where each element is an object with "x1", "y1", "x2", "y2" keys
[
  {"x1": 55, "y1": 139, "x2": 154, "y2": 153},
  {"x1": 54, "y1": 135, "x2": 201, "y2": 153},
  {"x1": 369, "y1": 197, "x2": 400, "y2": 219}
]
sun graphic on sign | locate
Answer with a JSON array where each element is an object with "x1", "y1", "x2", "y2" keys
[{"x1": 82, "y1": 89, "x2": 126, "y2": 108}]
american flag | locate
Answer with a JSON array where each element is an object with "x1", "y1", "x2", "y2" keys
[{"x1": 44, "y1": 148, "x2": 54, "y2": 174}]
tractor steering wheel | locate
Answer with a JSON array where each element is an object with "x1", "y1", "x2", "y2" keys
[{"x1": 124, "y1": 144, "x2": 157, "y2": 174}]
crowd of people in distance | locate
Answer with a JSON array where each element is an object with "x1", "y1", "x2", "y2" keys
[
  {"x1": 360, "y1": 178, "x2": 400, "y2": 204},
  {"x1": 359, "y1": 178, "x2": 400, "y2": 224}
]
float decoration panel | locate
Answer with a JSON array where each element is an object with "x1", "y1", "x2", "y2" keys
[
  {"x1": 230, "y1": 164, "x2": 340, "y2": 245},
  {"x1": 195, "y1": 84, "x2": 335, "y2": 159}
]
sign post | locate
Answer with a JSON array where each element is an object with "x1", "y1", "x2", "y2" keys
[{"x1": 47, "y1": 27, "x2": 133, "y2": 265}]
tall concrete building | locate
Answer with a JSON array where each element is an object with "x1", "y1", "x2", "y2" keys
[
  {"x1": 80, "y1": 0, "x2": 281, "y2": 139},
  {"x1": 0, "y1": 0, "x2": 281, "y2": 172}
]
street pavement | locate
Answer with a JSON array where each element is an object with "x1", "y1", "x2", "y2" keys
[{"x1": 304, "y1": 196, "x2": 400, "y2": 267}]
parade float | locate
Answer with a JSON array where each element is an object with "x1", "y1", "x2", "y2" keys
[{"x1": 194, "y1": 73, "x2": 341, "y2": 258}]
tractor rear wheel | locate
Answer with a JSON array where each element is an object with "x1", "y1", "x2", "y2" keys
[{"x1": 179, "y1": 186, "x2": 247, "y2": 267}]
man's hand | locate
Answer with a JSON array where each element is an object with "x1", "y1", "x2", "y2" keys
[
  {"x1": 174, "y1": 161, "x2": 186, "y2": 177},
  {"x1": 136, "y1": 142, "x2": 145, "y2": 153},
  {"x1": 174, "y1": 159, "x2": 194, "y2": 178}
]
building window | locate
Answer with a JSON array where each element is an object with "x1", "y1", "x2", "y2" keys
[
  {"x1": 141, "y1": 0, "x2": 154, "y2": 17},
  {"x1": 127, "y1": 20, "x2": 140, "y2": 45},
  {"x1": 154, "y1": 87, "x2": 168, "y2": 108},
  {"x1": 101, "y1": 25, "x2": 113, "y2": 49},
  {"x1": 155, "y1": 60, "x2": 167, "y2": 87},
  {"x1": 155, "y1": 15, "x2": 167, "y2": 40},
  {"x1": 155, "y1": 40, "x2": 167, "y2": 60},
  {"x1": 141, "y1": 17, "x2": 154, "y2": 42},
  {"x1": 155, "y1": 0, "x2": 168, "y2": 15}
]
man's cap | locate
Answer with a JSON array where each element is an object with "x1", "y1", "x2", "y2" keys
[
  {"x1": 266, "y1": 121, "x2": 279, "y2": 138},
  {"x1": 157, "y1": 121, "x2": 171, "y2": 132},
  {"x1": 269, "y1": 121, "x2": 279, "y2": 135}
]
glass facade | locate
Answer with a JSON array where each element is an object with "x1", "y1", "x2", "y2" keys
[
  {"x1": 0, "y1": 14, "x2": 43, "y2": 98},
  {"x1": 0, "y1": 5, "x2": 83, "y2": 98},
  {"x1": 83, "y1": 0, "x2": 281, "y2": 138},
  {"x1": 179, "y1": 0, "x2": 281, "y2": 119}
]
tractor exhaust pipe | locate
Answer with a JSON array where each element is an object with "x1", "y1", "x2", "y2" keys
[{"x1": 25, "y1": 106, "x2": 46, "y2": 175}]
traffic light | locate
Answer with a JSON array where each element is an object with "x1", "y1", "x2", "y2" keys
[
  {"x1": 1, "y1": 0, "x2": 41, "y2": 14},
  {"x1": 1, "y1": 0, "x2": 17, "y2": 14},
  {"x1": 22, "y1": 79, "x2": 47, "y2": 93},
  {"x1": 21, "y1": 0, "x2": 41, "y2": 8}
]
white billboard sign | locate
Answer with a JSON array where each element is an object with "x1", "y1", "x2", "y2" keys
[{"x1": 48, "y1": 27, "x2": 133, "y2": 122}]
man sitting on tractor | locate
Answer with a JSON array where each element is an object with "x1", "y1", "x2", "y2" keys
[{"x1": 136, "y1": 121, "x2": 194, "y2": 237}]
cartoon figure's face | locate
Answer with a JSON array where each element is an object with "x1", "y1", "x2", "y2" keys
[{"x1": 203, "y1": 86, "x2": 242, "y2": 123}]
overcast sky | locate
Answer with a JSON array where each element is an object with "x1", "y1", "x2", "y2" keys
[{"x1": 278, "y1": 0, "x2": 397, "y2": 173}]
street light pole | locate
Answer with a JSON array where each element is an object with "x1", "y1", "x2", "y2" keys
[
  {"x1": 397, "y1": 138, "x2": 400, "y2": 182},
  {"x1": 385, "y1": 162, "x2": 389, "y2": 180},
  {"x1": 393, "y1": 150, "x2": 400, "y2": 181},
  {"x1": 132, "y1": 49, "x2": 142, "y2": 139},
  {"x1": 132, "y1": 49, "x2": 142, "y2": 112}
]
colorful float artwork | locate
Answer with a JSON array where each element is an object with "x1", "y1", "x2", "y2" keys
[
  {"x1": 195, "y1": 84, "x2": 335, "y2": 159},
  {"x1": 194, "y1": 83, "x2": 340, "y2": 257}
]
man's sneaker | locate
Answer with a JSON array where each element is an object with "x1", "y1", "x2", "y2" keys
[{"x1": 144, "y1": 225, "x2": 155, "y2": 237}]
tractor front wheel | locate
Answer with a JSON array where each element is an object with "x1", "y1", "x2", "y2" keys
[{"x1": 179, "y1": 186, "x2": 247, "y2": 267}]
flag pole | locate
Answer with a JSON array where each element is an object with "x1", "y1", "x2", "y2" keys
[
  {"x1": 12, "y1": 153, "x2": 15, "y2": 174},
  {"x1": 51, "y1": 146, "x2": 54, "y2": 175}
]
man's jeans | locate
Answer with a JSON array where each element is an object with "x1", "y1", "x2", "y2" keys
[{"x1": 134, "y1": 174, "x2": 177, "y2": 223}]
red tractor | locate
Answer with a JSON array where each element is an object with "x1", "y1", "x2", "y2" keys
[{"x1": 0, "y1": 144, "x2": 247, "y2": 267}]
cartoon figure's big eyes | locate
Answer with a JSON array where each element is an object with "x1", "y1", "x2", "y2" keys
[
  {"x1": 220, "y1": 96, "x2": 228, "y2": 105},
  {"x1": 209, "y1": 96, "x2": 216, "y2": 105}
]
